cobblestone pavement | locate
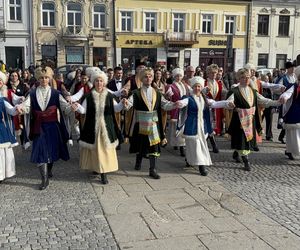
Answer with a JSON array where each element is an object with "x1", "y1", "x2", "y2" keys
[{"x1": 0, "y1": 147, "x2": 118, "y2": 250}]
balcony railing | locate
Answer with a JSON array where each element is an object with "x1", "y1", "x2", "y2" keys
[
  {"x1": 62, "y1": 26, "x2": 87, "y2": 40},
  {"x1": 165, "y1": 31, "x2": 199, "y2": 45}
]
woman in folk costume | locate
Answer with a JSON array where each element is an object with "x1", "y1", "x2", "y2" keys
[
  {"x1": 124, "y1": 68, "x2": 177, "y2": 179},
  {"x1": 204, "y1": 64, "x2": 225, "y2": 153},
  {"x1": 0, "y1": 71, "x2": 22, "y2": 183},
  {"x1": 21, "y1": 66, "x2": 76, "y2": 190},
  {"x1": 165, "y1": 68, "x2": 190, "y2": 156},
  {"x1": 76, "y1": 70, "x2": 124, "y2": 185},
  {"x1": 0, "y1": 71, "x2": 8, "y2": 98},
  {"x1": 280, "y1": 66, "x2": 300, "y2": 160},
  {"x1": 176, "y1": 77, "x2": 234, "y2": 176},
  {"x1": 227, "y1": 69, "x2": 282, "y2": 171}
]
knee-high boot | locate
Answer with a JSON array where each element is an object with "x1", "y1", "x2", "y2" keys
[
  {"x1": 208, "y1": 135, "x2": 219, "y2": 153},
  {"x1": 100, "y1": 173, "x2": 108, "y2": 184},
  {"x1": 134, "y1": 154, "x2": 143, "y2": 170},
  {"x1": 179, "y1": 146, "x2": 185, "y2": 157},
  {"x1": 39, "y1": 164, "x2": 49, "y2": 190},
  {"x1": 241, "y1": 155, "x2": 251, "y2": 171},
  {"x1": 48, "y1": 163, "x2": 53, "y2": 178},
  {"x1": 149, "y1": 156, "x2": 160, "y2": 179}
]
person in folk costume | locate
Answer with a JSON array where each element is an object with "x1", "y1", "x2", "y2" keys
[
  {"x1": 123, "y1": 60, "x2": 146, "y2": 141},
  {"x1": 165, "y1": 68, "x2": 190, "y2": 157},
  {"x1": 182, "y1": 66, "x2": 195, "y2": 85},
  {"x1": 280, "y1": 66, "x2": 300, "y2": 160},
  {"x1": 152, "y1": 69, "x2": 168, "y2": 138},
  {"x1": 176, "y1": 76, "x2": 235, "y2": 175},
  {"x1": 20, "y1": 66, "x2": 77, "y2": 190},
  {"x1": 107, "y1": 66, "x2": 128, "y2": 150},
  {"x1": 276, "y1": 61, "x2": 297, "y2": 144},
  {"x1": 0, "y1": 71, "x2": 8, "y2": 98},
  {"x1": 51, "y1": 72, "x2": 68, "y2": 95},
  {"x1": 124, "y1": 68, "x2": 178, "y2": 179},
  {"x1": 76, "y1": 71, "x2": 124, "y2": 184},
  {"x1": 0, "y1": 71, "x2": 22, "y2": 183},
  {"x1": 227, "y1": 69, "x2": 283, "y2": 171},
  {"x1": 204, "y1": 64, "x2": 225, "y2": 153}
]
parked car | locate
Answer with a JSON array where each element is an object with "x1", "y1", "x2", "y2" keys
[{"x1": 257, "y1": 68, "x2": 274, "y2": 77}]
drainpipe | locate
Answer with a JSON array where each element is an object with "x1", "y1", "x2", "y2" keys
[
  {"x1": 29, "y1": 0, "x2": 35, "y2": 66},
  {"x1": 245, "y1": 1, "x2": 251, "y2": 64},
  {"x1": 112, "y1": 0, "x2": 117, "y2": 67}
]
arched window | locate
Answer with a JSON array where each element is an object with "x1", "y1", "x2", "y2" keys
[
  {"x1": 93, "y1": 5, "x2": 106, "y2": 29},
  {"x1": 67, "y1": 3, "x2": 82, "y2": 34},
  {"x1": 42, "y1": 2, "x2": 55, "y2": 27}
]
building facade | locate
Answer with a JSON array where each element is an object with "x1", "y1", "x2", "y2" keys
[
  {"x1": 115, "y1": 0, "x2": 251, "y2": 72},
  {"x1": 0, "y1": 0, "x2": 32, "y2": 70},
  {"x1": 31, "y1": 0, "x2": 114, "y2": 68},
  {"x1": 249, "y1": 0, "x2": 300, "y2": 69}
]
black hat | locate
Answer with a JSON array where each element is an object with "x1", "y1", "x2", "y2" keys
[
  {"x1": 285, "y1": 61, "x2": 295, "y2": 69},
  {"x1": 135, "y1": 59, "x2": 146, "y2": 69}
]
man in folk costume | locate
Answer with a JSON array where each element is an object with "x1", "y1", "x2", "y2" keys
[
  {"x1": 176, "y1": 76, "x2": 234, "y2": 176},
  {"x1": 204, "y1": 64, "x2": 225, "y2": 152},
  {"x1": 280, "y1": 66, "x2": 300, "y2": 160},
  {"x1": 227, "y1": 69, "x2": 283, "y2": 171},
  {"x1": 124, "y1": 68, "x2": 177, "y2": 179},
  {"x1": 21, "y1": 67, "x2": 77, "y2": 190},
  {"x1": 276, "y1": 61, "x2": 297, "y2": 144},
  {"x1": 165, "y1": 68, "x2": 190, "y2": 157}
]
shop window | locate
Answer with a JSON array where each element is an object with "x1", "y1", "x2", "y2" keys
[
  {"x1": 93, "y1": 5, "x2": 106, "y2": 29},
  {"x1": 258, "y1": 54, "x2": 269, "y2": 68},
  {"x1": 66, "y1": 46, "x2": 84, "y2": 64},
  {"x1": 67, "y1": 3, "x2": 82, "y2": 34},
  {"x1": 225, "y1": 15, "x2": 235, "y2": 34},
  {"x1": 184, "y1": 50, "x2": 191, "y2": 68},
  {"x1": 9, "y1": 0, "x2": 21, "y2": 21},
  {"x1": 173, "y1": 13, "x2": 185, "y2": 33},
  {"x1": 93, "y1": 47, "x2": 107, "y2": 68},
  {"x1": 257, "y1": 15, "x2": 269, "y2": 36},
  {"x1": 145, "y1": 12, "x2": 156, "y2": 32},
  {"x1": 276, "y1": 54, "x2": 287, "y2": 69},
  {"x1": 121, "y1": 11, "x2": 132, "y2": 32},
  {"x1": 278, "y1": 15, "x2": 290, "y2": 36},
  {"x1": 42, "y1": 2, "x2": 55, "y2": 27},
  {"x1": 202, "y1": 14, "x2": 212, "y2": 34}
]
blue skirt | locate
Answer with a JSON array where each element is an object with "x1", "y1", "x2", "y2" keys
[{"x1": 30, "y1": 122, "x2": 70, "y2": 164}]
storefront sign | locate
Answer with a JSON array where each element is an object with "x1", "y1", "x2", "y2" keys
[
  {"x1": 200, "y1": 49, "x2": 225, "y2": 57},
  {"x1": 208, "y1": 40, "x2": 227, "y2": 46},
  {"x1": 125, "y1": 40, "x2": 153, "y2": 45}
]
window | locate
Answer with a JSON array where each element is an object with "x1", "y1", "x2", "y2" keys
[
  {"x1": 145, "y1": 12, "x2": 156, "y2": 32},
  {"x1": 42, "y1": 2, "x2": 55, "y2": 27},
  {"x1": 93, "y1": 5, "x2": 106, "y2": 29},
  {"x1": 9, "y1": 0, "x2": 21, "y2": 21},
  {"x1": 258, "y1": 54, "x2": 268, "y2": 68},
  {"x1": 257, "y1": 15, "x2": 269, "y2": 36},
  {"x1": 276, "y1": 54, "x2": 287, "y2": 69},
  {"x1": 202, "y1": 14, "x2": 212, "y2": 34},
  {"x1": 173, "y1": 13, "x2": 185, "y2": 32},
  {"x1": 225, "y1": 16, "x2": 235, "y2": 34},
  {"x1": 66, "y1": 46, "x2": 84, "y2": 64},
  {"x1": 67, "y1": 3, "x2": 82, "y2": 34},
  {"x1": 278, "y1": 16, "x2": 290, "y2": 36},
  {"x1": 121, "y1": 11, "x2": 132, "y2": 32}
]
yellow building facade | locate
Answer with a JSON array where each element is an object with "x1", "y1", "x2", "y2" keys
[
  {"x1": 115, "y1": 0, "x2": 251, "y2": 72},
  {"x1": 32, "y1": 0, "x2": 114, "y2": 68}
]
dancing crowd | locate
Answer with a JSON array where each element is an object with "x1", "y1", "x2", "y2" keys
[{"x1": 0, "y1": 59, "x2": 299, "y2": 190}]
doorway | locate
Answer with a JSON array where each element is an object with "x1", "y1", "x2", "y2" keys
[{"x1": 5, "y1": 47, "x2": 24, "y2": 70}]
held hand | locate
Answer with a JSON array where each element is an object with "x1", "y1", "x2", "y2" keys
[
  {"x1": 175, "y1": 101, "x2": 183, "y2": 109},
  {"x1": 15, "y1": 105, "x2": 23, "y2": 114},
  {"x1": 121, "y1": 98, "x2": 129, "y2": 107},
  {"x1": 71, "y1": 102, "x2": 79, "y2": 112},
  {"x1": 278, "y1": 96, "x2": 286, "y2": 104},
  {"x1": 280, "y1": 86, "x2": 286, "y2": 93},
  {"x1": 121, "y1": 88, "x2": 128, "y2": 97},
  {"x1": 227, "y1": 101, "x2": 235, "y2": 109},
  {"x1": 65, "y1": 95, "x2": 72, "y2": 103}
]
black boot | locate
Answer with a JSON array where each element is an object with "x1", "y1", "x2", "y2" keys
[
  {"x1": 209, "y1": 136, "x2": 219, "y2": 153},
  {"x1": 285, "y1": 151, "x2": 294, "y2": 160},
  {"x1": 232, "y1": 151, "x2": 242, "y2": 163},
  {"x1": 241, "y1": 156, "x2": 251, "y2": 171},
  {"x1": 100, "y1": 173, "x2": 108, "y2": 184},
  {"x1": 185, "y1": 158, "x2": 191, "y2": 167},
  {"x1": 149, "y1": 156, "x2": 160, "y2": 179},
  {"x1": 134, "y1": 154, "x2": 143, "y2": 170},
  {"x1": 39, "y1": 164, "x2": 49, "y2": 190},
  {"x1": 179, "y1": 146, "x2": 185, "y2": 157},
  {"x1": 173, "y1": 146, "x2": 178, "y2": 150},
  {"x1": 47, "y1": 163, "x2": 53, "y2": 178},
  {"x1": 198, "y1": 165, "x2": 208, "y2": 176},
  {"x1": 278, "y1": 129, "x2": 286, "y2": 144}
]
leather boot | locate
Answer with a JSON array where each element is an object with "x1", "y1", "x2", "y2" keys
[
  {"x1": 47, "y1": 163, "x2": 53, "y2": 178},
  {"x1": 198, "y1": 165, "x2": 208, "y2": 176},
  {"x1": 179, "y1": 146, "x2": 185, "y2": 157},
  {"x1": 100, "y1": 173, "x2": 108, "y2": 184},
  {"x1": 232, "y1": 151, "x2": 242, "y2": 163},
  {"x1": 39, "y1": 164, "x2": 49, "y2": 190},
  {"x1": 285, "y1": 151, "x2": 294, "y2": 160},
  {"x1": 241, "y1": 156, "x2": 251, "y2": 171},
  {"x1": 209, "y1": 136, "x2": 219, "y2": 153},
  {"x1": 134, "y1": 154, "x2": 143, "y2": 170},
  {"x1": 149, "y1": 156, "x2": 160, "y2": 179}
]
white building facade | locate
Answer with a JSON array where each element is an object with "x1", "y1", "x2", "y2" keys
[
  {"x1": 250, "y1": 0, "x2": 300, "y2": 69},
  {"x1": 0, "y1": 0, "x2": 32, "y2": 70}
]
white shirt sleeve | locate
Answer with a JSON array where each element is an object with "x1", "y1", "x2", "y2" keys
[
  {"x1": 76, "y1": 99, "x2": 86, "y2": 114},
  {"x1": 280, "y1": 85, "x2": 294, "y2": 101},
  {"x1": 161, "y1": 96, "x2": 176, "y2": 111},
  {"x1": 114, "y1": 99, "x2": 124, "y2": 112},
  {"x1": 208, "y1": 99, "x2": 231, "y2": 109},
  {"x1": 70, "y1": 87, "x2": 84, "y2": 102},
  {"x1": 4, "y1": 100, "x2": 18, "y2": 116},
  {"x1": 107, "y1": 88, "x2": 123, "y2": 97},
  {"x1": 124, "y1": 95, "x2": 133, "y2": 110},
  {"x1": 176, "y1": 98, "x2": 189, "y2": 108},
  {"x1": 59, "y1": 94, "x2": 73, "y2": 115},
  {"x1": 257, "y1": 93, "x2": 280, "y2": 107}
]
